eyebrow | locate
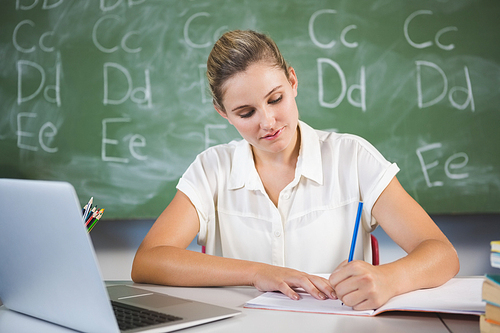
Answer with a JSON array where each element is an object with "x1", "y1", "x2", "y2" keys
[{"x1": 230, "y1": 85, "x2": 283, "y2": 113}]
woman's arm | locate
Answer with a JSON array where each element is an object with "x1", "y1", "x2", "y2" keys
[
  {"x1": 131, "y1": 190, "x2": 335, "y2": 300},
  {"x1": 328, "y1": 177, "x2": 460, "y2": 310}
]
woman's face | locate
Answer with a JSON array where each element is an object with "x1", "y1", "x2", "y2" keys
[{"x1": 216, "y1": 61, "x2": 299, "y2": 157}]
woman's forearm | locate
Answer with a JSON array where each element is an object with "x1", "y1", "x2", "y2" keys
[
  {"x1": 131, "y1": 245, "x2": 261, "y2": 287},
  {"x1": 131, "y1": 245, "x2": 337, "y2": 301},
  {"x1": 379, "y1": 239, "x2": 460, "y2": 297}
]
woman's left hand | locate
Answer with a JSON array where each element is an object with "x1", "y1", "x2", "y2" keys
[{"x1": 328, "y1": 260, "x2": 395, "y2": 310}]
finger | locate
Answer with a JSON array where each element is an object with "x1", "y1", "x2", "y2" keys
[
  {"x1": 341, "y1": 286, "x2": 384, "y2": 311},
  {"x1": 290, "y1": 276, "x2": 331, "y2": 300},
  {"x1": 333, "y1": 269, "x2": 367, "y2": 302},
  {"x1": 352, "y1": 298, "x2": 377, "y2": 311},
  {"x1": 329, "y1": 260, "x2": 352, "y2": 287},
  {"x1": 309, "y1": 275, "x2": 337, "y2": 299},
  {"x1": 276, "y1": 281, "x2": 301, "y2": 300},
  {"x1": 341, "y1": 289, "x2": 368, "y2": 309}
]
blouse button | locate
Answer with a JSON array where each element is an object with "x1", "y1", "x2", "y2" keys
[{"x1": 274, "y1": 231, "x2": 281, "y2": 238}]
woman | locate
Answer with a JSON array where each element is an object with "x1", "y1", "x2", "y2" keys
[{"x1": 132, "y1": 30, "x2": 459, "y2": 310}]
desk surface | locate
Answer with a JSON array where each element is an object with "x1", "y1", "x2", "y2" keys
[
  {"x1": 0, "y1": 282, "x2": 480, "y2": 333},
  {"x1": 129, "y1": 282, "x2": 480, "y2": 333}
]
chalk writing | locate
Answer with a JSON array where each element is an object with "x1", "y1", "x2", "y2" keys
[
  {"x1": 416, "y1": 143, "x2": 469, "y2": 187},
  {"x1": 16, "y1": 112, "x2": 58, "y2": 153},
  {"x1": 317, "y1": 58, "x2": 366, "y2": 111},
  {"x1": 101, "y1": 118, "x2": 147, "y2": 163},
  {"x1": 17, "y1": 55, "x2": 61, "y2": 106},
  {"x1": 16, "y1": 0, "x2": 64, "y2": 11},
  {"x1": 103, "y1": 62, "x2": 152, "y2": 107},
  {"x1": 184, "y1": 12, "x2": 212, "y2": 48},
  {"x1": 183, "y1": 12, "x2": 228, "y2": 49},
  {"x1": 308, "y1": 9, "x2": 359, "y2": 49},
  {"x1": 100, "y1": 0, "x2": 145, "y2": 12},
  {"x1": 1, "y1": 1, "x2": 498, "y2": 216},
  {"x1": 416, "y1": 61, "x2": 475, "y2": 111},
  {"x1": 198, "y1": 64, "x2": 211, "y2": 103},
  {"x1": 404, "y1": 10, "x2": 458, "y2": 51},
  {"x1": 13, "y1": 20, "x2": 55, "y2": 53},
  {"x1": 204, "y1": 124, "x2": 227, "y2": 150},
  {"x1": 92, "y1": 15, "x2": 142, "y2": 53}
]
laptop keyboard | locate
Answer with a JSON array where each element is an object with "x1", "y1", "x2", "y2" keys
[{"x1": 111, "y1": 300, "x2": 182, "y2": 331}]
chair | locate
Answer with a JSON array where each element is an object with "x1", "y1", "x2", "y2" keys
[
  {"x1": 202, "y1": 234, "x2": 380, "y2": 265},
  {"x1": 371, "y1": 234, "x2": 380, "y2": 266}
]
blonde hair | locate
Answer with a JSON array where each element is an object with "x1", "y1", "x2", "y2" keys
[{"x1": 206, "y1": 30, "x2": 290, "y2": 112}]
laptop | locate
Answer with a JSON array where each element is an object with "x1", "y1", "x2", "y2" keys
[{"x1": 0, "y1": 178, "x2": 240, "y2": 333}]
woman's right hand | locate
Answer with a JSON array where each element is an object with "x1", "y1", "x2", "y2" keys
[{"x1": 251, "y1": 264, "x2": 336, "y2": 301}]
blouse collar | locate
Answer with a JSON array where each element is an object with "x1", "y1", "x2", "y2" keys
[{"x1": 228, "y1": 121, "x2": 324, "y2": 190}]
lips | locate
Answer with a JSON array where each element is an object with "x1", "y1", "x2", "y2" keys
[{"x1": 261, "y1": 127, "x2": 284, "y2": 140}]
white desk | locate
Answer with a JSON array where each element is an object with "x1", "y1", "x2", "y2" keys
[
  {"x1": 118, "y1": 282, "x2": 480, "y2": 333},
  {"x1": 0, "y1": 282, "x2": 480, "y2": 333}
]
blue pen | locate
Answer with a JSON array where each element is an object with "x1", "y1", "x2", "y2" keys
[{"x1": 348, "y1": 202, "x2": 364, "y2": 262}]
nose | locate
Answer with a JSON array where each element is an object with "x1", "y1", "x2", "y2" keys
[{"x1": 259, "y1": 106, "x2": 276, "y2": 130}]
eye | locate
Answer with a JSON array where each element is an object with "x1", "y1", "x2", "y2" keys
[
  {"x1": 240, "y1": 109, "x2": 255, "y2": 118},
  {"x1": 269, "y1": 95, "x2": 282, "y2": 104}
]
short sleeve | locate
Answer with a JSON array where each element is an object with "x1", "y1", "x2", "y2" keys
[
  {"x1": 176, "y1": 151, "x2": 219, "y2": 247},
  {"x1": 354, "y1": 136, "x2": 400, "y2": 232}
]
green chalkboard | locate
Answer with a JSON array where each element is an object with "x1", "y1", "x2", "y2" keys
[{"x1": 1, "y1": 0, "x2": 499, "y2": 218}]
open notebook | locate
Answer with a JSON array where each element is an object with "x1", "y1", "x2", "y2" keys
[{"x1": 245, "y1": 275, "x2": 485, "y2": 316}]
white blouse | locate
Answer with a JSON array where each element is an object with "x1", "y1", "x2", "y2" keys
[{"x1": 177, "y1": 121, "x2": 399, "y2": 273}]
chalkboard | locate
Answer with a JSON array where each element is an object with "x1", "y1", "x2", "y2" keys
[{"x1": 1, "y1": 0, "x2": 499, "y2": 218}]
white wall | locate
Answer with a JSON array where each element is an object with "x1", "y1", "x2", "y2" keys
[{"x1": 90, "y1": 215, "x2": 500, "y2": 281}]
